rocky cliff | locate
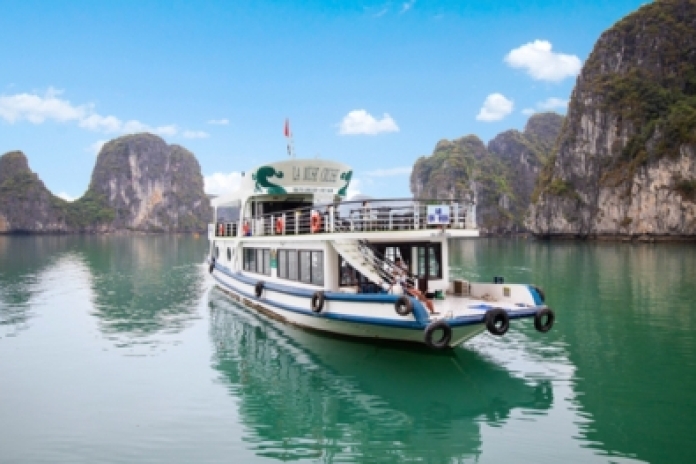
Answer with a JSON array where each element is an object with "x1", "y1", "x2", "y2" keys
[
  {"x1": 410, "y1": 113, "x2": 563, "y2": 233},
  {"x1": 528, "y1": 0, "x2": 696, "y2": 239},
  {"x1": 0, "y1": 133, "x2": 211, "y2": 233},
  {"x1": 0, "y1": 151, "x2": 72, "y2": 232}
]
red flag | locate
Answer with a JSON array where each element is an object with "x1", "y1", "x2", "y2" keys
[{"x1": 284, "y1": 119, "x2": 290, "y2": 137}]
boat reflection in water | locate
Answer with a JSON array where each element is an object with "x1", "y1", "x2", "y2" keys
[{"x1": 208, "y1": 288, "x2": 553, "y2": 462}]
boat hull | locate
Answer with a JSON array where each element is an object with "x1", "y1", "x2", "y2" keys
[{"x1": 211, "y1": 266, "x2": 492, "y2": 348}]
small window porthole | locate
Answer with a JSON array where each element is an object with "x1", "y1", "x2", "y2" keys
[{"x1": 227, "y1": 247, "x2": 232, "y2": 261}]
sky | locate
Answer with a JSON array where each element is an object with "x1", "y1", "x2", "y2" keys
[{"x1": 0, "y1": 0, "x2": 648, "y2": 200}]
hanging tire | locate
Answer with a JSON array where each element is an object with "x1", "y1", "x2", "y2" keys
[
  {"x1": 255, "y1": 281, "x2": 264, "y2": 298},
  {"x1": 311, "y1": 291, "x2": 325, "y2": 313},
  {"x1": 534, "y1": 307, "x2": 555, "y2": 333},
  {"x1": 394, "y1": 296, "x2": 413, "y2": 316},
  {"x1": 532, "y1": 285, "x2": 546, "y2": 303},
  {"x1": 424, "y1": 320, "x2": 452, "y2": 349},
  {"x1": 209, "y1": 257, "x2": 215, "y2": 274},
  {"x1": 485, "y1": 308, "x2": 509, "y2": 336}
]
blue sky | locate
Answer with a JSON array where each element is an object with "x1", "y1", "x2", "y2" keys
[{"x1": 0, "y1": 0, "x2": 647, "y2": 200}]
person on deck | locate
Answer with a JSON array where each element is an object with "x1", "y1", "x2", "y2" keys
[{"x1": 393, "y1": 258, "x2": 437, "y2": 314}]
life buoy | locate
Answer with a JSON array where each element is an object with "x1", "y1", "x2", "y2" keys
[
  {"x1": 310, "y1": 211, "x2": 322, "y2": 233},
  {"x1": 311, "y1": 291, "x2": 325, "y2": 312},
  {"x1": 534, "y1": 307, "x2": 555, "y2": 333},
  {"x1": 218, "y1": 223, "x2": 224, "y2": 236},
  {"x1": 532, "y1": 285, "x2": 546, "y2": 303},
  {"x1": 485, "y1": 308, "x2": 509, "y2": 336},
  {"x1": 424, "y1": 320, "x2": 452, "y2": 349},
  {"x1": 394, "y1": 296, "x2": 413, "y2": 316},
  {"x1": 255, "y1": 281, "x2": 264, "y2": 298},
  {"x1": 275, "y1": 218, "x2": 284, "y2": 234}
]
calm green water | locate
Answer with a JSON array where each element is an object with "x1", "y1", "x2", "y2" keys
[{"x1": 1, "y1": 235, "x2": 695, "y2": 463}]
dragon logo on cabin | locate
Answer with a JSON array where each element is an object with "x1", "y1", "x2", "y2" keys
[
  {"x1": 338, "y1": 170, "x2": 353, "y2": 196},
  {"x1": 252, "y1": 166, "x2": 286, "y2": 194}
]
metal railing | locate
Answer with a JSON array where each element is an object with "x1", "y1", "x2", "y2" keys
[{"x1": 212, "y1": 198, "x2": 476, "y2": 238}]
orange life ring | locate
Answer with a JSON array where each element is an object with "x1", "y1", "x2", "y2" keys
[
  {"x1": 218, "y1": 223, "x2": 224, "y2": 236},
  {"x1": 310, "y1": 211, "x2": 322, "y2": 233},
  {"x1": 275, "y1": 218, "x2": 284, "y2": 234}
]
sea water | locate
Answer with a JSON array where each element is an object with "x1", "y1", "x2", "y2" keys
[{"x1": 1, "y1": 235, "x2": 695, "y2": 463}]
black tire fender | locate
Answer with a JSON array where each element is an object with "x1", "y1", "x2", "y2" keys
[
  {"x1": 311, "y1": 291, "x2": 325, "y2": 313},
  {"x1": 485, "y1": 308, "x2": 510, "y2": 336},
  {"x1": 424, "y1": 320, "x2": 452, "y2": 350},
  {"x1": 534, "y1": 307, "x2": 555, "y2": 333},
  {"x1": 209, "y1": 257, "x2": 215, "y2": 274},
  {"x1": 532, "y1": 285, "x2": 546, "y2": 303},
  {"x1": 394, "y1": 296, "x2": 413, "y2": 316},
  {"x1": 255, "y1": 281, "x2": 264, "y2": 298}
]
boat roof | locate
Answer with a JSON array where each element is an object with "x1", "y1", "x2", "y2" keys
[{"x1": 212, "y1": 158, "x2": 353, "y2": 208}]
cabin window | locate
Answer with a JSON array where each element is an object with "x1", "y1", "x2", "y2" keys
[
  {"x1": 276, "y1": 249, "x2": 323, "y2": 285},
  {"x1": 215, "y1": 246, "x2": 219, "y2": 259},
  {"x1": 242, "y1": 247, "x2": 271, "y2": 276},
  {"x1": 278, "y1": 250, "x2": 287, "y2": 278},
  {"x1": 299, "y1": 251, "x2": 312, "y2": 283},
  {"x1": 227, "y1": 247, "x2": 231, "y2": 261}
]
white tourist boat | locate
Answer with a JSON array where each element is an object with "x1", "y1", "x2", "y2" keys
[{"x1": 207, "y1": 157, "x2": 554, "y2": 350}]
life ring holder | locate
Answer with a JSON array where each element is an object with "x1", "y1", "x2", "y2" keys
[
  {"x1": 275, "y1": 218, "x2": 284, "y2": 234},
  {"x1": 310, "y1": 211, "x2": 322, "y2": 233},
  {"x1": 424, "y1": 320, "x2": 452, "y2": 349},
  {"x1": 394, "y1": 296, "x2": 413, "y2": 316},
  {"x1": 534, "y1": 307, "x2": 555, "y2": 332},
  {"x1": 311, "y1": 291, "x2": 325, "y2": 312},
  {"x1": 485, "y1": 308, "x2": 510, "y2": 336},
  {"x1": 254, "y1": 281, "x2": 264, "y2": 298}
]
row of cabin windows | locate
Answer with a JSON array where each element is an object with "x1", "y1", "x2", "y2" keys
[
  {"x1": 278, "y1": 249, "x2": 324, "y2": 286},
  {"x1": 243, "y1": 248, "x2": 271, "y2": 276},
  {"x1": 240, "y1": 247, "x2": 324, "y2": 286}
]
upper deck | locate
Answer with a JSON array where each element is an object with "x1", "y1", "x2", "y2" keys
[{"x1": 210, "y1": 198, "x2": 478, "y2": 240}]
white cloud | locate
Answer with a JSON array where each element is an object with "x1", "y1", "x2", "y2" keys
[
  {"x1": 0, "y1": 88, "x2": 208, "y2": 140},
  {"x1": 182, "y1": 130, "x2": 210, "y2": 139},
  {"x1": 364, "y1": 166, "x2": 412, "y2": 177},
  {"x1": 338, "y1": 109, "x2": 399, "y2": 135},
  {"x1": 522, "y1": 97, "x2": 569, "y2": 116},
  {"x1": 79, "y1": 114, "x2": 123, "y2": 132},
  {"x1": 56, "y1": 192, "x2": 76, "y2": 202},
  {"x1": 346, "y1": 178, "x2": 362, "y2": 200},
  {"x1": 400, "y1": 0, "x2": 416, "y2": 14},
  {"x1": 204, "y1": 171, "x2": 243, "y2": 195},
  {"x1": 87, "y1": 140, "x2": 107, "y2": 155},
  {"x1": 476, "y1": 93, "x2": 514, "y2": 122},
  {"x1": 207, "y1": 118, "x2": 229, "y2": 125},
  {"x1": 504, "y1": 40, "x2": 581, "y2": 82},
  {"x1": 0, "y1": 87, "x2": 87, "y2": 124}
]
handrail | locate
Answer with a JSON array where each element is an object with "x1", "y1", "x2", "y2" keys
[{"x1": 212, "y1": 197, "x2": 476, "y2": 237}]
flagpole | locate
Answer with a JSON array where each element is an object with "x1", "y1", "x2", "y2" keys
[{"x1": 284, "y1": 118, "x2": 295, "y2": 158}]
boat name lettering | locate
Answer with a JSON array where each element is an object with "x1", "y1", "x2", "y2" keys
[{"x1": 292, "y1": 166, "x2": 339, "y2": 183}]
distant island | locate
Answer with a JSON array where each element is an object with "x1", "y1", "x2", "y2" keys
[{"x1": 0, "y1": 133, "x2": 211, "y2": 233}]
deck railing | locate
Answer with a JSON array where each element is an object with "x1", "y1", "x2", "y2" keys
[{"x1": 212, "y1": 198, "x2": 476, "y2": 238}]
